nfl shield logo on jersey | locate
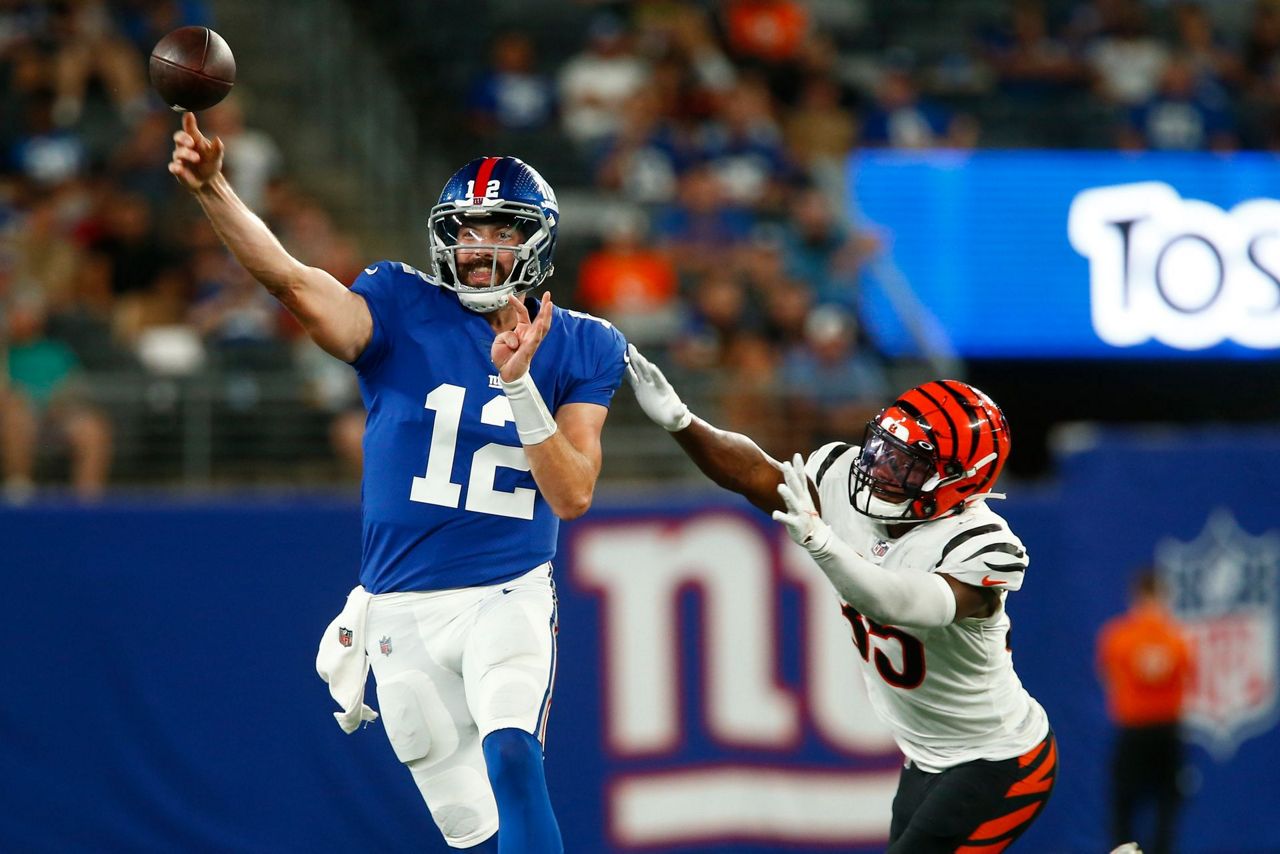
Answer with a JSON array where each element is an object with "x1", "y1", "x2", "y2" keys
[
  {"x1": 338, "y1": 626, "x2": 353, "y2": 648},
  {"x1": 1157, "y1": 509, "x2": 1280, "y2": 759},
  {"x1": 379, "y1": 635, "x2": 393, "y2": 656}
]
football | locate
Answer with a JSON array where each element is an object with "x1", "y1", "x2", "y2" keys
[{"x1": 149, "y1": 26, "x2": 236, "y2": 112}]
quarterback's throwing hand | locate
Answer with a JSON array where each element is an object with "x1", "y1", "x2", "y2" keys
[
  {"x1": 626, "y1": 344, "x2": 692, "y2": 432},
  {"x1": 773, "y1": 454, "x2": 832, "y2": 553}
]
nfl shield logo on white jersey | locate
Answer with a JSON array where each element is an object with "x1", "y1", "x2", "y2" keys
[{"x1": 1157, "y1": 509, "x2": 1280, "y2": 759}]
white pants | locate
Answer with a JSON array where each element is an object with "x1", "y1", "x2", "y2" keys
[{"x1": 365, "y1": 563, "x2": 558, "y2": 848}]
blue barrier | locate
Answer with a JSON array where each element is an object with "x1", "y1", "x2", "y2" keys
[{"x1": 3, "y1": 431, "x2": 1278, "y2": 852}]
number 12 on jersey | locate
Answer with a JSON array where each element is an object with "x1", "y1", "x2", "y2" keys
[{"x1": 410, "y1": 382, "x2": 535, "y2": 520}]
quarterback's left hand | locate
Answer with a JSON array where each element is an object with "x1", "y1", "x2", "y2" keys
[
  {"x1": 493, "y1": 291, "x2": 554, "y2": 381},
  {"x1": 772, "y1": 453, "x2": 832, "y2": 553}
]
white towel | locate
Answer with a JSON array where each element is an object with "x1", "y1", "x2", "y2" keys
[{"x1": 315, "y1": 585, "x2": 379, "y2": 734}]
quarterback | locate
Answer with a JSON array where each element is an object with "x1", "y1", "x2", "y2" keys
[
  {"x1": 628, "y1": 346, "x2": 1055, "y2": 852},
  {"x1": 170, "y1": 112, "x2": 626, "y2": 853}
]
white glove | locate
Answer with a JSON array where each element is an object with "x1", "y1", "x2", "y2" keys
[
  {"x1": 626, "y1": 344, "x2": 692, "y2": 432},
  {"x1": 772, "y1": 453, "x2": 833, "y2": 553},
  {"x1": 774, "y1": 453, "x2": 957, "y2": 627}
]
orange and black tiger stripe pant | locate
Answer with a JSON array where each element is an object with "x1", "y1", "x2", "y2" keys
[{"x1": 886, "y1": 730, "x2": 1058, "y2": 853}]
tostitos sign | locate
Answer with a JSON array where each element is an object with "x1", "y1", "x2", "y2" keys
[{"x1": 1068, "y1": 182, "x2": 1280, "y2": 352}]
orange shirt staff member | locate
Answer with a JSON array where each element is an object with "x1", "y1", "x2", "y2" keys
[{"x1": 1096, "y1": 567, "x2": 1195, "y2": 854}]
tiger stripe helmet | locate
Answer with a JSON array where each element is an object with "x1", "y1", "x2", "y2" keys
[{"x1": 851, "y1": 380, "x2": 1011, "y2": 521}]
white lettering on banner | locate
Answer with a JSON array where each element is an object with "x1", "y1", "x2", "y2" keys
[
  {"x1": 572, "y1": 514, "x2": 899, "y2": 847},
  {"x1": 1067, "y1": 181, "x2": 1280, "y2": 350},
  {"x1": 780, "y1": 541, "x2": 899, "y2": 753},
  {"x1": 575, "y1": 515, "x2": 800, "y2": 753},
  {"x1": 612, "y1": 767, "x2": 899, "y2": 847}
]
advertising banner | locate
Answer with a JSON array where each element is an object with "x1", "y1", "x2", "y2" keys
[{"x1": 851, "y1": 151, "x2": 1280, "y2": 360}]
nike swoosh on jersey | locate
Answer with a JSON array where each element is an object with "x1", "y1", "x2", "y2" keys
[
  {"x1": 981, "y1": 576, "x2": 1008, "y2": 586},
  {"x1": 364, "y1": 266, "x2": 378, "y2": 275}
]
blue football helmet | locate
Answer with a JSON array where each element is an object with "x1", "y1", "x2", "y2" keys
[{"x1": 427, "y1": 156, "x2": 559, "y2": 313}]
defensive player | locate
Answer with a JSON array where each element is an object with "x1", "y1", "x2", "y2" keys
[
  {"x1": 627, "y1": 346, "x2": 1055, "y2": 852},
  {"x1": 170, "y1": 112, "x2": 626, "y2": 853}
]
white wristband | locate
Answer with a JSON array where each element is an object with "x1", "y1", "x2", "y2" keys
[{"x1": 500, "y1": 372, "x2": 558, "y2": 446}]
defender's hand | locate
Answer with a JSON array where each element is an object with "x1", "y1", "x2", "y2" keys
[
  {"x1": 773, "y1": 454, "x2": 832, "y2": 553},
  {"x1": 625, "y1": 344, "x2": 691, "y2": 432},
  {"x1": 169, "y1": 111, "x2": 225, "y2": 192},
  {"x1": 493, "y1": 291, "x2": 554, "y2": 381}
]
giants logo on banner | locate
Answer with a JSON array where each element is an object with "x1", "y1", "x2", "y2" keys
[
  {"x1": 571, "y1": 512, "x2": 900, "y2": 850},
  {"x1": 1068, "y1": 182, "x2": 1280, "y2": 351},
  {"x1": 1156, "y1": 509, "x2": 1280, "y2": 759}
]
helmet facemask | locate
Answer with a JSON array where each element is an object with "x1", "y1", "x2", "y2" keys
[
  {"x1": 850, "y1": 420, "x2": 944, "y2": 523},
  {"x1": 427, "y1": 203, "x2": 554, "y2": 313}
]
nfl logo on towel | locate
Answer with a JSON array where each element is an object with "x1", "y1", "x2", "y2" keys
[
  {"x1": 338, "y1": 627, "x2": 353, "y2": 648},
  {"x1": 1157, "y1": 509, "x2": 1280, "y2": 759},
  {"x1": 379, "y1": 635, "x2": 393, "y2": 656}
]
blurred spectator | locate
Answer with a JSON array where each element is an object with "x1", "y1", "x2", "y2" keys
[
  {"x1": 1096, "y1": 567, "x2": 1195, "y2": 854},
  {"x1": 860, "y1": 67, "x2": 978, "y2": 149},
  {"x1": 1243, "y1": 1, "x2": 1280, "y2": 85},
  {"x1": 777, "y1": 305, "x2": 890, "y2": 449},
  {"x1": 558, "y1": 13, "x2": 650, "y2": 150},
  {"x1": 11, "y1": 91, "x2": 87, "y2": 186},
  {"x1": 672, "y1": 268, "x2": 756, "y2": 370},
  {"x1": 722, "y1": 0, "x2": 809, "y2": 65},
  {"x1": 1120, "y1": 54, "x2": 1237, "y2": 151},
  {"x1": 665, "y1": 5, "x2": 738, "y2": 111},
  {"x1": 594, "y1": 88, "x2": 693, "y2": 205},
  {"x1": 759, "y1": 276, "x2": 813, "y2": 352},
  {"x1": 201, "y1": 97, "x2": 283, "y2": 214},
  {"x1": 89, "y1": 191, "x2": 170, "y2": 297},
  {"x1": 984, "y1": 1, "x2": 1089, "y2": 99},
  {"x1": 721, "y1": 0, "x2": 810, "y2": 101},
  {"x1": 718, "y1": 333, "x2": 787, "y2": 454},
  {"x1": 1172, "y1": 2, "x2": 1245, "y2": 95},
  {"x1": 1085, "y1": 2, "x2": 1171, "y2": 106},
  {"x1": 294, "y1": 335, "x2": 363, "y2": 480},
  {"x1": 0, "y1": 45, "x2": 56, "y2": 162},
  {"x1": 575, "y1": 207, "x2": 680, "y2": 346},
  {"x1": 1, "y1": 292, "x2": 112, "y2": 501},
  {"x1": 110, "y1": 111, "x2": 183, "y2": 209},
  {"x1": 12, "y1": 192, "x2": 81, "y2": 311},
  {"x1": 696, "y1": 75, "x2": 793, "y2": 211},
  {"x1": 782, "y1": 73, "x2": 858, "y2": 172},
  {"x1": 465, "y1": 32, "x2": 557, "y2": 136},
  {"x1": 112, "y1": 0, "x2": 213, "y2": 59},
  {"x1": 188, "y1": 251, "x2": 287, "y2": 370},
  {"x1": 47, "y1": 0, "x2": 148, "y2": 128},
  {"x1": 778, "y1": 185, "x2": 878, "y2": 308},
  {"x1": 113, "y1": 263, "x2": 199, "y2": 375},
  {"x1": 652, "y1": 163, "x2": 755, "y2": 280}
]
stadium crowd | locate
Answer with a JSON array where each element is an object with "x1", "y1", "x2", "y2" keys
[{"x1": 3, "y1": 0, "x2": 1279, "y2": 497}]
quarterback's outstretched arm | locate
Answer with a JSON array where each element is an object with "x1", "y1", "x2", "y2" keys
[
  {"x1": 169, "y1": 112, "x2": 372, "y2": 363},
  {"x1": 627, "y1": 345, "x2": 787, "y2": 514}
]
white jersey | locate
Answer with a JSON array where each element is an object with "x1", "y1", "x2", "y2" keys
[{"x1": 804, "y1": 442, "x2": 1050, "y2": 773}]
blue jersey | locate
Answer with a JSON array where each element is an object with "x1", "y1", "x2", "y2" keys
[{"x1": 349, "y1": 261, "x2": 627, "y2": 593}]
